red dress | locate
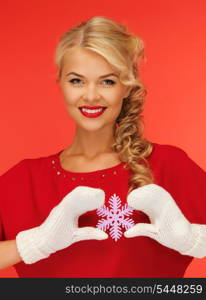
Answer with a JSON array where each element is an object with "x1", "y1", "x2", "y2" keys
[{"x1": 0, "y1": 142, "x2": 206, "y2": 277}]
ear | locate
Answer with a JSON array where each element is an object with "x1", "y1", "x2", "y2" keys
[
  {"x1": 56, "y1": 78, "x2": 60, "y2": 86},
  {"x1": 56, "y1": 76, "x2": 63, "y2": 92},
  {"x1": 124, "y1": 85, "x2": 133, "y2": 99},
  {"x1": 55, "y1": 69, "x2": 61, "y2": 85}
]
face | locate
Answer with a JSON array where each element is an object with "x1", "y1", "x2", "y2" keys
[{"x1": 58, "y1": 47, "x2": 131, "y2": 132}]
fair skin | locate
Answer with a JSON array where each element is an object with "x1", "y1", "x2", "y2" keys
[
  {"x1": 0, "y1": 240, "x2": 22, "y2": 269},
  {"x1": 0, "y1": 47, "x2": 132, "y2": 270},
  {"x1": 57, "y1": 47, "x2": 131, "y2": 172}
]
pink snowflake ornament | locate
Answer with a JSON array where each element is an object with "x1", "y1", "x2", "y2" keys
[{"x1": 96, "y1": 193, "x2": 135, "y2": 241}]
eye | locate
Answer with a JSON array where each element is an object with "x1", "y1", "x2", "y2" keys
[
  {"x1": 69, "y1": 78, "x2": 83, "y2": 85},
  {"x1": 102, "y1": 79, "x2": 116, "y2": 85}
]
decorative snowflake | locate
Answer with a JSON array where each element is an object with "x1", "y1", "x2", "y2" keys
[{"x1": 96, "y1": 193, "x2": 135, "y2": 241}]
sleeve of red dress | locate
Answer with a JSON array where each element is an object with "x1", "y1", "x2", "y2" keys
[
  {"x1": 160, "y1": 145, "x2": 206, "y2": 258},
  {"x1": 163, "y1": 146, "x2": 206, "y2": 224},
  {"x1": 0, "y1": 159, "x2": 28, "y2": 241}
]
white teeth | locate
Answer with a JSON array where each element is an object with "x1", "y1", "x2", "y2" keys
[{"x1": 81, "y1": 108, "x2": 104, "y2": 113}]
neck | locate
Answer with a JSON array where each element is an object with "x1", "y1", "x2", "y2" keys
[{"x1": 66, "y1": 124, "x2": 116, "y2": 159}]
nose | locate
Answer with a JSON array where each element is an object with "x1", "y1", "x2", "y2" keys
[{"x1": 82, "y1": 84, "x2": 101, "y2": 103}]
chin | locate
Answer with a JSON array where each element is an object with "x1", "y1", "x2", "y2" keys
[
  {"x1": 81, "y1": 125, "x2": 105, "y2": 132},
  {"x1": 77, "y1": 121, "x2": 110, "y2": 132}
]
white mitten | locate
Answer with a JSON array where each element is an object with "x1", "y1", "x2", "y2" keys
[
  {"x1": 16, "y1": 186, "x2": 108, "y2": 264},
  {"x1": 124, "y1": 184, "x2": 206, "y2": 258}
]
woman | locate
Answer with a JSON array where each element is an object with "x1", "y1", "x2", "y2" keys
[{"x1": 0, "y1": 16, "x2": 206, "y2": 278}]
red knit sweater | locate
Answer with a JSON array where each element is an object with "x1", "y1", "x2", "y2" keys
[{"x1": 0, "y1": 142, "x2": 206, "y2": 278}]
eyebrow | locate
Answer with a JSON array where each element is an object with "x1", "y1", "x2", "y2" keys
[{"x1": 66, "y1": 72, "x2": 119, "y2": 78}]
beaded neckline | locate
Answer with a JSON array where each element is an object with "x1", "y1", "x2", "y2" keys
[{"x1": 50, "y1": 149, "x2": 126, "y2": 180}]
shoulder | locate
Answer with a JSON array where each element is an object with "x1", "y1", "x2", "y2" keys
[
  {"x1": 149, "y1": 142, "x2": 206, "y2": 182},
  {"x1": 149, "y1": 141, "x2": 206, "y2": 190},
  {"x1": 0, "y1": 159, "x2": 29, "y2": 183},
  {"x1": 0, "y1": 150, "x2": 59, "y2": 183},
  {"x1": 150, "y1": 142, "x2": 188, "y2": 160}
]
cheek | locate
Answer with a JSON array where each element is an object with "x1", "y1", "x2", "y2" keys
[
  {"x1": 109, "y1": 89, "x2": 125, "y2": 104},
  {"x1": 62, "y1": 88, "x2": 80, "y2": 105},
  {"x1": 111, "y1": 95, "x2": 124, "y2": 110}
]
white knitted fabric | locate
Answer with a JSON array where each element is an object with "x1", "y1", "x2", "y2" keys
[
  {"x1": 16, "y1": 186, "x2": 108, "y2": 264},
  {"x1": 124, "y1": 184, "x2": 206, "y2": 258}
]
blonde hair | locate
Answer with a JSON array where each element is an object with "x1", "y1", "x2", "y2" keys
[{"x1": 54, "y1": 16, "x2": 154, "y2": 195}]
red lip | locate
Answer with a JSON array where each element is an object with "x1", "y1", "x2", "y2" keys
[
  {"x1": 79, "y1": 106, "x2": 107, "y2": 109},
  {"x1": 79, "y1": 106, "x2": 107, "y2": 118}
]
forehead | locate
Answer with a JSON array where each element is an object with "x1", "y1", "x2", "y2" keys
[{"x1": 62, "y1": 48, "x2": 117, "y2": 75}]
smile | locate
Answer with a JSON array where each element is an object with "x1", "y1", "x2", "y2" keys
[{"x1": 78, "y1": 107, "x2": 107, "y2": 118}]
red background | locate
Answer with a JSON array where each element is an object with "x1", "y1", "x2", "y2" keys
[{"x1": 0, "y1": 0, "x2": 206, "y2": 277}]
